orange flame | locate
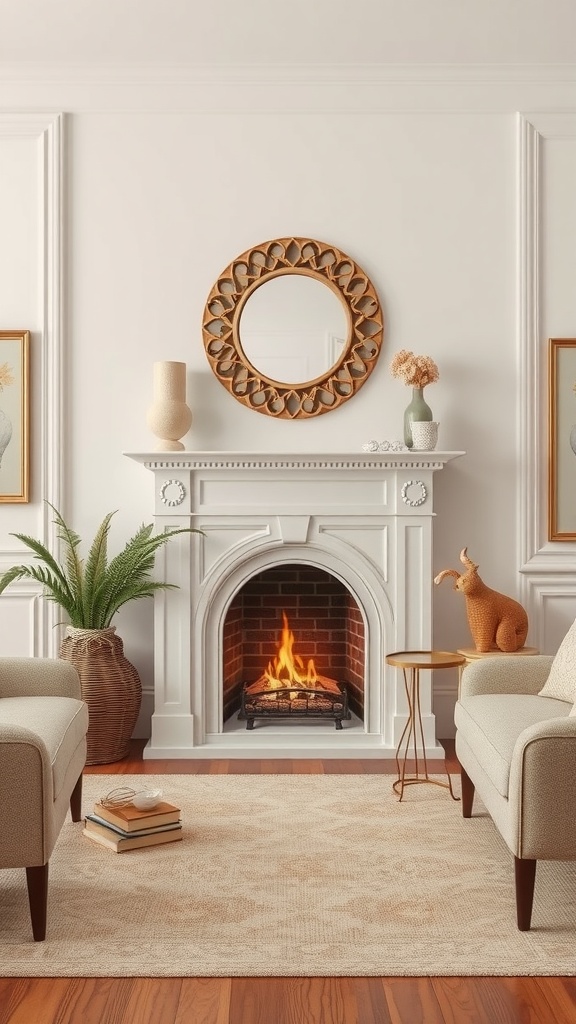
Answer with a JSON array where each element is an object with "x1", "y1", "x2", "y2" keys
[{"x1": 246, "y1": 611, "x2": 341, "y2": 695}]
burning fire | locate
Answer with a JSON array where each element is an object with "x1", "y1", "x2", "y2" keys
[{"x1": 246, "y1": 610, "x2": 341, "y2": 695}]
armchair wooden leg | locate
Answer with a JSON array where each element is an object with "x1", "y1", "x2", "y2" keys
[
  {"x1": 460, "y1": 766, "x2": 475, "y2": 817},
  {"x1": 514, "y1": 856, "x2": 537, "y2": 931},
  {"x1": 26, "y1": 863, "x2": 49, "y2": 941},
  {"x1": 69, "y1": 771, "x2": 83, "y2": 822}
]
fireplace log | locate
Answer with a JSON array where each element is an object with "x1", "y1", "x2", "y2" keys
[{"x1": 238, "y1": 683, "x2": 351, "y2": 730}]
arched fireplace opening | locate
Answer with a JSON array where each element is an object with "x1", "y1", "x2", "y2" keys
[{"x1": 222, "y1": 564, "x2": 366, "y2": 728}]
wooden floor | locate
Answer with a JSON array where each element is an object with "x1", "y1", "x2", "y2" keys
[{"x1": 2, "y1": 741, "x2": 575, "y2": 1024}]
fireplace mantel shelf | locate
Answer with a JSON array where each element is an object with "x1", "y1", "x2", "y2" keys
[{"x1": 125, "y1": 450, "x2": 465, "y2": 471}]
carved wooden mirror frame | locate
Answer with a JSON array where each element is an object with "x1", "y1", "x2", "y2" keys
[{"x1": 202, "y1": 237, "x2": 384, "y2": 419}]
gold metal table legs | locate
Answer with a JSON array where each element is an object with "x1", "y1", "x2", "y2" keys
[{"x1": 393, "y1": 665, "x2": 459, "y2": 802}]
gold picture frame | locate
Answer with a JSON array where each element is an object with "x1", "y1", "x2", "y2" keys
[
  {"x1": 0, "y1": 330, "x2": 30, "y2": 503},
  {"x1": 548, "y1": 338, "x2": 576, "y2": 540}
]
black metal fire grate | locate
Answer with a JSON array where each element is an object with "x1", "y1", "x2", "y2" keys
[{"x1": 238, "y1": 682, "x2": 351, "y2": 730}]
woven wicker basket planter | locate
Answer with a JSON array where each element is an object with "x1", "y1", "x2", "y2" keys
[{"x1": 59, "y1": 626, "x2": 142, "y2": 765}]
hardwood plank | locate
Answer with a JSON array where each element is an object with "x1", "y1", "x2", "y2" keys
[
  {"x1": 228, "y1": 977, "x2": 355, "y2": 1024},
  {"x1": 226, "y1": 760, "x2": 263, "y2": 774},
  {"x1": 321, "y1": 759, "x2": 365, "y2": 774},
  {"x1": 348, "y1": 977, "x2": 395, "y2": 1023},
  {"x1": 111, "y1": 978, "x2": 182, "y2": 1024},
  {"x1": 40, "y1": 978, "x2": 119, "y2": 1024},
  {"x1": 0, "y1": 979, "x2": 72, "y2": 1024},
  {"x1": 382, "y1": 977, "x2": 445, "y2": 1024},
  {"x1": 207, "y1": 760, "x2": 231, "y2": 774},
  {"x1": 138, "y1": 759, "x2": 206, "y2": 775},
  {"x1": 359, "y1": 760, "x2": 394, "y2": 774},
  {"x1": 431, "y1": 976, "x2": 576, "y2": 1024},
  {"x1": 176, "y1": 979, "x2": 232, "y2": 1024},
  {"x1": 292, "y1": 759, "x2": 325, "y2": 773},
  {"x1": 260, "y1": 759, "x2": 293, "y2": 773},
  {"x1": 535, "y1": 977, "x2": 576, "y2": 1022}
]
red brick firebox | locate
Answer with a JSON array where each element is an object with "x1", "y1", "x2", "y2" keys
[{"x1": 222, "y1": 565, "x2": 365, "y2": 724}]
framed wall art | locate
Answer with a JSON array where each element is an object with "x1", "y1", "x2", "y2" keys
[
  {"x1": 548, "y1": 337, "x2": 576, "y2": 540},
  {"x1": 0, "y1": 330, "x2": 30, "y2": 503}
]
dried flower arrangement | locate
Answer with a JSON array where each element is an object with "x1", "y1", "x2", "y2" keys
[
  {"x1": 0, "y1": 363, "x2": 14, "y2": 391},
  {"x1": 390, "y1": 350, "x2": 439, "y2": 389}
]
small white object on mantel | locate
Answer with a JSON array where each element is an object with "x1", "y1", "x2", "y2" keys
[{"x1": 362, "y1": 440, "x2": 409, "y2": 452}]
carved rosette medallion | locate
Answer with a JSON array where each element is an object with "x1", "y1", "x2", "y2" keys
[
  {"x1": 401, "y1": 480, "x2": 427, "y2": 507},
  {"x1": 159, "y1": 479, "x2": 186, "y2": 507}
]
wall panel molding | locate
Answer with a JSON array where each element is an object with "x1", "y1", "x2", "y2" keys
[
  {"x1": 0, "y1": 112, "x2": 64, "y2": 655},
  {"x1": 518, "y1": 111, "x2": 576, "y2": 644},
  {"x1": 1, "y1": 66, "x2": 576, "y2": 114}
]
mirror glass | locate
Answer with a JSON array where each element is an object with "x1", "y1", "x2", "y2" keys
[{"x1": 238, "y1": 274, "x2": 348, "y2": 384}]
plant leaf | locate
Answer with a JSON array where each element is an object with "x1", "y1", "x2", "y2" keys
[{"x1": 0, "y1": 503, "x2": 200, "y2": 629}]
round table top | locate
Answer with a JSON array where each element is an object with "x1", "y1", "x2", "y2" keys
[
  {"x1": 386, "y1": 650, "x2": 467, "y2": 670},
  {"x1": 457, "y1": 646, "x2": 540, "y2": 660}
]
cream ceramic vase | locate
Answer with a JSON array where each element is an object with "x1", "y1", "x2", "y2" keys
[{"x1": 146, "y1": 360, "x2": 192, "y2": 451}]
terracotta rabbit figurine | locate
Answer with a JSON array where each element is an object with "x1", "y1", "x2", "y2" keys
[{"x1": 434, "y1": 548, "x2": 528, "y2": 653}]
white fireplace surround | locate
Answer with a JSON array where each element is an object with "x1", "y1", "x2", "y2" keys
[{"x1": 126, "y1": 451, "x2": 464, "y2": 759}]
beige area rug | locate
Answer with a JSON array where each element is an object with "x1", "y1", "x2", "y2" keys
[{"x1": 1, "y1": 774, "x2": 575, "y2": 977}]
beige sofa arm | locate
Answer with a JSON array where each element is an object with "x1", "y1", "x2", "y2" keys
[
  {"x1": 508, "y1": 716, "x2": 576, "y2": 860},
  {"x1": 0, "y1": 658, "x2": 81, "y2": 700},
  {"x1": 460, "y1": 655, "x2": 554, "y2": 698}
]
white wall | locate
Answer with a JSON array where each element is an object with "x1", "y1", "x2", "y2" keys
[{"x1": 1, "y1": 68, "x2": 576, "y2": 737}]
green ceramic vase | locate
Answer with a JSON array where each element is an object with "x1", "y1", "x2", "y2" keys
[{"x1": 403, "y1": 387, "x2": 433, "y2": 448}]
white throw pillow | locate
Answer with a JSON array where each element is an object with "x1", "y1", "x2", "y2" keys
[{"x1": 539, "y1": 618, "x2": 576, "y2": 704}]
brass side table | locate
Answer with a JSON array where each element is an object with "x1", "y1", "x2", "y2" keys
[{"x1": 386, "y1": 650, "x2": 466, "y2": 802}]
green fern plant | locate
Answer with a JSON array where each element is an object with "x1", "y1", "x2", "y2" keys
[{"x1": 0, "y1": 502, "x2": 197, "y2": 629}]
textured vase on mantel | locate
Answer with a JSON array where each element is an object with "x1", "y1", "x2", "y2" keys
[
  {"x1": 146, "y1": 360, "x2": 192, "y2": 451},
  {"x1": 403, "y1": 387, "x2": 433, "y2": 448}
]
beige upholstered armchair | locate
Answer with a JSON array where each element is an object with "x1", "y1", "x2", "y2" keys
[
  {"x1": 0, "y1": 658, "x2": 88, "y2": 940},
  {"x1": 455, "y1": 653, "x2": 576, "y2": 930}
]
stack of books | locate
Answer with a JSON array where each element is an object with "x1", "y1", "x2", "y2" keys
[{"x1": 82, "y1": 798, "x2": 182, "y2": 853}]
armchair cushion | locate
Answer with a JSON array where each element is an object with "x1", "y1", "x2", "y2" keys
[
  {"x1": 454, "y1": 692, "x2": 572, "y2": 798},
  {"x1": 538, "y1": 617, "x2": 576, "y2": 705}
]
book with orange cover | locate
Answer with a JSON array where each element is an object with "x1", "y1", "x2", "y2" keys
[
  {"x1": 82, "y1": 822, "x2": 183, "y2": 853},
  {"x1": 93, "y1": 800, "x2": 181, "y2": 833}
]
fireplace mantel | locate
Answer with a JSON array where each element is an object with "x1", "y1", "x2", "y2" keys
[
  {"x1": 126, "y1": 450, "x2": 463, "y2": 472},
  {"x1": 125, "y1": 450, "x2": 464, "y2": 759}
]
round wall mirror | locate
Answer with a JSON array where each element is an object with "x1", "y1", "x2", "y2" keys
[{"x1": 202, "y1": 237, "x2": 384, "y2": 419}]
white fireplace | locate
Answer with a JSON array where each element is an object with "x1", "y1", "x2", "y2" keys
[{"x1": 126, "y1": 451, "x2": 463, "y2": 759}]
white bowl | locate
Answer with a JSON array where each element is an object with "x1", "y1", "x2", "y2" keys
[{"x1": 132, "y1": 789, "x2": 163, "y2": 810}]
